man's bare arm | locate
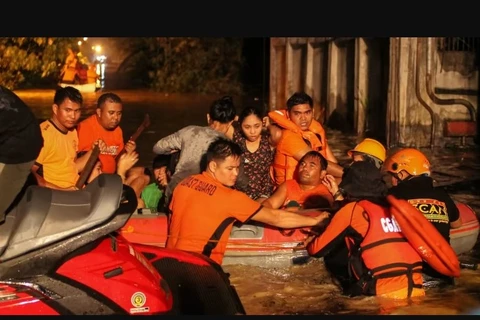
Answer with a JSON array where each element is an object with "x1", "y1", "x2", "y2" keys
[
  {"x1": 251, "y1": 206, "x2": 330, "y2": 229},
  {"x1": 262, "y1": 183, "x2": 288, "y2": 209}
]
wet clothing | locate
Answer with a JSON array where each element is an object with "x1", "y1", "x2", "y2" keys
[
  {"x1": 388, "y1": 175, "x2": 459, "y2": 283},
  {"x1": 284, "y1": 179, "x2": 334, "y2": 209},
  {"x1": 35, "y1": 120, "x2": 79, "y2": 189},
  {"x1": 0, "y1": 86, "x2": 43, "y2": 218},
  {"x1": 322, "y1": 161, "x2": 392, "y2": 294},
  {"x1": 308, "y1": 201, "x2": 424, "y2": 298},
  {"x1": 269, "y1": 109, "x2": 329, "y2": 185},
  {"x1": 167, "y1": 172, "x2": 262, "y2": 265},
  {"x1": 232, "y1": 124, "x2": 274, "y2": 200},
  {"x1": 153, "y1": 125, "x2": 226, "y2": 208},
  {"x1": 77, "y1": 114, "x2": 124, "y2": 174}
]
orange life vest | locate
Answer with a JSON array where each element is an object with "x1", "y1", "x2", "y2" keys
[
  {"x1": 284, "y1": 179, "x2": 333, "y2": 208},
  {"x1": 347, "y1": 200, "x2": 424, "y2": 297},
  {"x1": 268, "y1": 109, "x2": 328, "y2": 184}
]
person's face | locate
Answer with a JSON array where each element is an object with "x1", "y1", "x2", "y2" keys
[
  {"x1": 348, "y1": 152, "x2": 364, "y2": 166},
  {"x1": 298, "y1": 156, "x2": 325, "y2": 185},
  {"x1": 52, "y1": 98, "x2": 81, "y2": 130},
  {"x1": 288, "y1": 104, "x2": 313, "y2": 131},
  {"x1": 96, "y1": 101, "x2": 123, "y2": 130},
  {"x1": 241, "y1": 114, "x2": 263, "y2": 142},
  {"x1": 210, "y1": 155, "x2": 240, "y2": 187}
]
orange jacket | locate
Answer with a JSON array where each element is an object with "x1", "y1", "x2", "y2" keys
[
  {"x1": 268, "y1": 109, "x2": 327, "y2": 185},
  {"x1": 308, "y1": 201, "x2": 424, "y2": 298},
  {"x1": 284, "y1": 179, "x2": 334, "y2": 208}
]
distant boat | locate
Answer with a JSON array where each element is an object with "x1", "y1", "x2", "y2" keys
[{"x1": 58, "y1": 82, "x2": 98, "y2": 93}]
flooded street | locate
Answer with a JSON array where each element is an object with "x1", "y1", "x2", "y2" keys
[{"x1": 15, "y1": 88, "x2": 480, "y2": 315}]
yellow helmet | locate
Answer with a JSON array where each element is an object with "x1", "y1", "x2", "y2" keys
[
  {"x1": 383, "y1": 148, "x2": 431, "y2": 176},
  {"x1": 347, "y1": 138, "x2": 386, "y2": 163}
]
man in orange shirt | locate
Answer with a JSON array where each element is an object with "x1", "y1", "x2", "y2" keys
[
  {"x1": 167, "y1": 137, "x2": 331, "y2": 265},
  {"x1": 77, "y1": 92, "x2": 149, "y2": 199},
  {"x1": 267, "y1": 92, "x2": 343, "y2": 185},
  {"x1": 262, "y1": 151, "x2": 334, "y2": 211}
]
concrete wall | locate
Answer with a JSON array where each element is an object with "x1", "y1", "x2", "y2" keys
[{"x1": 269, "y1": 37, "x2": 479, "y2": 148}]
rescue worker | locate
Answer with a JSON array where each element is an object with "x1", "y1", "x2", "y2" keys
[
  {"x1": 267, "y1": 92, "x2": 343, "y2": 185},
  {"x1": 307, "y1": 159, "x2": 425, "y2": 299},
  {"x1": 384, "y1": 148, "x2": 462, "y2": 287},
  {"x1": 320, "y1": 138, "x2": 387, "y2": 291},
  {"x1": 167, "y1": 137, "x2": 331, "y2": 265}
]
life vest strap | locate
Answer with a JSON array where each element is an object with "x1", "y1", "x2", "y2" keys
[{"x1": 360, "y1": 237, "x2": 408, "y2": 252}]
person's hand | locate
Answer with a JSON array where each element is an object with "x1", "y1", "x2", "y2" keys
[
  {"x1": 314, "y1": 211, "x2": 331, "y2": 224},
  {"x1": 156, "y1": 168, "x2": 169, "y2": 187},
  {"x1": 262, "y1": 116, "x2": 271, "y2": 128},
  {"x1": 92, "y1": 139, "x2": 107, "y2": 154},
  {"x1": 322, "y1": 174, "x2": 339, "y2": 195},
  {"x1": 124, "y1": 140, "x2": 136, "y2": 154},
  {"x1": 308, "y1": 211, "x2": 331, "y2": 235},
  {"x1": 117, "y1": 151, "x2": 139, "y2": 176},
  {"x1": 87, "y1": 161, "x2": 102, "y2": 183}
]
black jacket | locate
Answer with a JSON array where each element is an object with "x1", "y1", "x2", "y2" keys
[{"x1": 0, "y1": 86, "x2": 43, "y2": 164}]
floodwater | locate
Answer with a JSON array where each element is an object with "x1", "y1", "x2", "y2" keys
[{"x1": 15, "y1": 88, "x2": 480, "y2": 315}]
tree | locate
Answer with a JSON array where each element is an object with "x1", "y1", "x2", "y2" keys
[
  {"x1": 115, "y1": 37, "x2": 244, "y2": 95},
  {"x1": 0, "y1": 37, "x2": 80, "y2": 89}
]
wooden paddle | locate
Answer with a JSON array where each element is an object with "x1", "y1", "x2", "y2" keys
[
  {"x1": 75, "y1": 144, "x2": 100, "y2": 189},
  {"x1": 115, "y1": 113, "x2": 151, "y2": 159}
]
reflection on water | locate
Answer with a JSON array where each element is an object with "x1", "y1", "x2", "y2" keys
[
  {"x1": 95, "y1": 62, "x2": 106, "y2": 89},
  {"x1": 14, "y1": 89, "x2": 480, "y2": 315},
  {"x1": 225, "y1": 260, "x2": 480, "y2": 315}
]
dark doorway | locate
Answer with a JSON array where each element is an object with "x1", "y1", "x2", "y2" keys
[
  {"x1": 242, "y1": 38, "x2": 270, "y2": 106},
  {"x1": 364, "y1": 37, "x2": 390, "y2": 145}
]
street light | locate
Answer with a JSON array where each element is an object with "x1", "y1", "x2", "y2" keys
[
  {"x1": 83, "y1": 37, "x2": 88, "y2": 41},
  {"x1": 94, "y1": 45, "x2": 102, "y2": 53},
  {"x1": 78, "y1": 41, "x2": 82, "y2": 46}
]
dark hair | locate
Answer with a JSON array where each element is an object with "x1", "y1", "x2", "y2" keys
[
  {"x1": 299, "y1": 151, "x2": 328, "y2": 171},
  {"x1": 97, "y1": 92, "x2": 122, "y2": 109},
  {"x1": 209, "y1": 96, "x2": 236, "y2": 123},
  {"x1": 286, "y1": 92, "x2": 313, "y2": 111},
  {"x1": 205, "y1": 137, "x2": 242, "y2": 165},
  {"x1": 152, "y1": 153, "x2": 180, "y2": 175},
  {"x1": 238, "y1": 106, "x2": 264, "y2": 124},
  {"x1": 54, "y1": 86, "x2": 83, "y2": 106},
  {"x1": 152, "y1": 154, "x2": 172, "y2": 170}
]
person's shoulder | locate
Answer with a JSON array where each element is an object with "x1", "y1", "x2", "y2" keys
[
  {"x1": 177, "y1": 125, "x2": 201, "y2": 134},
  {"x1": 39, "y1": 120, "x2": 55, "y2": 133},
  {"x1": 68, "y1": 128, "x2": 78, "y2": 137},
  {"x1": 77, "y1": 114, "x2": 96, "y2": 129},
  {"x1": 280, "y1": 128, "x2": 301, "y2": 140}
]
